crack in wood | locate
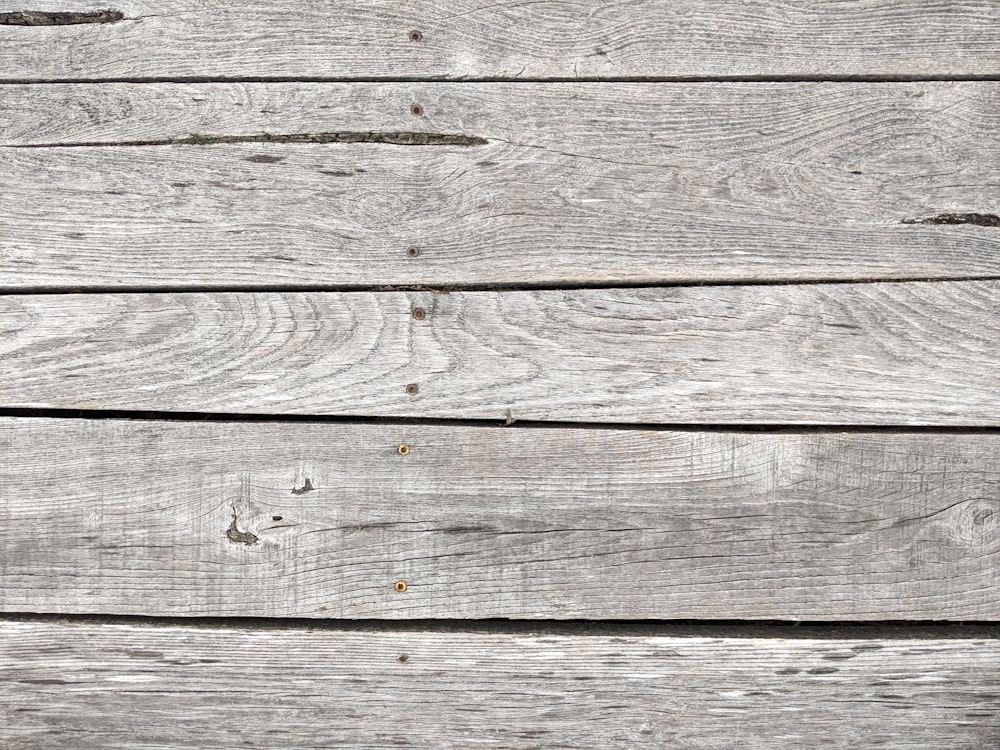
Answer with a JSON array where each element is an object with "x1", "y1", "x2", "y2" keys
[
  {"x1": 0, "y1": 9, "x2": 124, "y2": 25},
  {"x1": 902, "y1": 213, "x2": 1000, "y2": 227},
  {"x1": 6, "y1": 132, "x2": 489, "y2": 148}
]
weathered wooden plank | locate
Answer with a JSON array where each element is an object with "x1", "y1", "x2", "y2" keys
[
  {"x1": 1, "y1": 283, "x2": 997, "y2": 424},
  {"x1": 2, "y1": 82, "x2": 999, "y2": 288},
  {"x1": 0, "y1": 1, "x2": 998, "y2": 81},
  {"x1": 2, "y1": 620, "x2": 998, "y2": 749},
  {"x1": 1, "y1": 417, "x2": 998, "y2": 619}
]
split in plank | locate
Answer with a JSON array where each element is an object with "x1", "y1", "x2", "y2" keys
[
  {"x1": 1, "y1": 417, "x2": 998, "y2": 619},
  {"x1": 0, "y1": 283, "x2": 997, "y2": 424},
  {"x1": 2, "y1": 82, "x2": 999, "y2": 289},
  {"x1": 0, "y1": 1, "x2": 999, "y2": 81},
  {"x1": 2, "y1": 620, "x2": 999, "y2": 748}
]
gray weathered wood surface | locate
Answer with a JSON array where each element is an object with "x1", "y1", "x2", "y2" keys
[
  {"x1": 3, "y1": 0, "x2": 998, "y2": 743},
  {"x1": 1, "y1": 1, "x2": 998, "y2": 81},
  {"x1": 1, "y1": 283, "x2": 997, "y2": 424},
  {"x1": 2, "y1": 417, "x2": 998, "y2": 619},
  {"x1": 2, "y1": 620, "x2": 998, "y2": 749},
  {"x1": 3, "y1": 82, "x2": 999, "y2": 289}
]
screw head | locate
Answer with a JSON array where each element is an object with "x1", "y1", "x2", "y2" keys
[
  {"x1": 394, "y1": 580, "x2": 408, "y2": 593},
  {"x1": 397, "y1": 444, "x2": 410, "y2": 455},
  {"x1": 405, "y1": 383, "x2": 419, "y2": 395},
  {"x1": 410, "y1": 103, "x2": 424, "y2": 117},
  {"x1": 412, "y1": 307, "x2": 426, "y2": 320},
  {"x1": 408, "y1": 30, "x2": 422, "y2": 43},
  {"x1": 406, "y1": 246, "x2": 419, "y2": 257}
]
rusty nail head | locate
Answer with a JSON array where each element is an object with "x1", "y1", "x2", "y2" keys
[
  {"x1": 409, "y1": 30, "x2": 422, "y2": 43},
  {"x1": 406, "y1": 246, "x2": 420, "y2": 257},
  {"x1": 411, "y1": 104, "x2": 424, "y2": 117},
  {"x1": 398, "y1": 443, "x2": 410, "y2": 455},
  {"x1": 405, "y1": 383, "x2": 419, "y2": 395},
  {"x1": 394, "y1": 580, "x2": 408, "y2": 592},
  {"x1": 412, "y1": 307, "x2": 426, "y2": 320}
]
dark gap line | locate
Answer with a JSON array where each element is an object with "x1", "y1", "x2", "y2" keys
[
  {"x1": 6, "y1": 131, "x2": 487, "y2": 149},
  {"x1": 2, "y1": 75, "x2": 1000, "y2": 85},
  {"x1": 2, "y1": 407, "x2": 998, "y2": 434},
  {"x1": 3, "y1": 275, "x2": 999, "y2": 296},
  {"x1": 1, "y1": 612, "x2": 995, "y2": 639}
]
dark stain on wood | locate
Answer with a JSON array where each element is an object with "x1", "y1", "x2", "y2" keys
[
  {"x1": 822, "y1": 652, "x2": 857, "y2": 661},
  {"x1": 226, "y1": 508, "x2": 259, "y2": 546},
  {"x1": 290, "y1": 478, "x2": 314, "y2": 495},
  {"x1": 0, "y1": 9, "x2": 124, "y2": 25},
  {"x1": 243, "y1": 154, "x2": 285, "y2": 164},
  {"x1": 8, "y1": 132, "x2": 489, "y2": 149},
  {"x1": 902, "y1": 213, "x2": 1000, "y2": 227}
]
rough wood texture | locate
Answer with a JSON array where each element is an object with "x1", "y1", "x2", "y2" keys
[
  {"x1": 2, "y1": 620, "x2": 999, "y2": 749},
  {"x1": 0, "y1": 1, "x2": 998, "y2": 80},
  {"x1": 1, "y1": 417, "x2": 998, "y2": 619},
  {"x1": 3, "y1": 82, "x2": 999, "y2": 289},
  {"x1": 1, "y1": 283, "x2": 997, "y2": 424}
]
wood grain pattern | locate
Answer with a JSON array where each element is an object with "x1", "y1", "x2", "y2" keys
[
  {"x1": 0, "y1": 1, "x2": 998, "y2": 81},
  {"x1": 2, "y1": 417, "x2": 998, "y2": 619},
  {"x1": 2, "y1": 620, "x2": 999, "y2": 749},
  {"x1": 3, "y1": 82, "x2": 999, "y2": 288},
  {"x1": 1, "y1": 283, "x2": 997, "y2": 424}
]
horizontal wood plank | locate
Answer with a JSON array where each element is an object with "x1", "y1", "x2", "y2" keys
[
  {"x1": 2, "y1": 620, "x2": 999, "y2": 748},
  {"x1": 1, "y1": 418, "x2": 998, "y2": 619},
  {"x1": 2, "y1": 82, "x2": 999, "y2": 288},
  {"x1": 0, "y1": 1, "x2": 998, "y2": 80},
  {"x1": 0, "y1": 283, "x2": 997, "y2": 424}
]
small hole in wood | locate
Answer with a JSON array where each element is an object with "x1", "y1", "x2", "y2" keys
[
  {"x1": 397, "y1": 654, "x2": 410, "y2": 664},
  {"x1": 394, "y1": 581, "x2": 408, "y2": 593},
  {"x1": 398, "y1": 444, "x2": 410, "y2": 455},
  {"x1": 410, "y1": 104, "x2": 424, "y2": 117},
  {"x1": 406, "y1": 246, "x2": 420, "y2": 257},
  {"x1": 272, "y1": 515, "x2": 283, "y2": 521}
]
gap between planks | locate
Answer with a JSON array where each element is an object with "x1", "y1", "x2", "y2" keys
[
  {"x1": 6, "y1": 75, "x2": 1000, "y2": 85},
  {"x1": 1, "y1": 612, "x2": 997, "y2": 638},
  {"x1": 3, "y1": 276, "x2": 1000, "y2": 295},
  {"x1": 2, "y1": 407, "x2": 1000, "y2": 434}
]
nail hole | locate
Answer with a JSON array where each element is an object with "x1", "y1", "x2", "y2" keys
[
  {"x1": 397, "y1": 654, "x2": 410, "y2": 664},
  {"x1": 394, "y1": 581, "x2": 408, "y2": 593},
  {"x1": 272, "y1": 515, "x2": 283, "y2": 521},
  {"x1": 406, "y1": 246, "x2": 420, "y2": 257},
  {"x1": 412, "y1": 307, "x2": 426, "y2": 320},
  {"x1": 405, "y1": 383, "x2": 419, "y2": 395},
  {"x1": 410, "y1": 104, "x2": 424, "y2": 117},
  {"x1": 408, "y1": 30, "x2": 422, "y2": 43},
  {"x1": 398, "y1": 444, "x2": 410, "y2": 455}
]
